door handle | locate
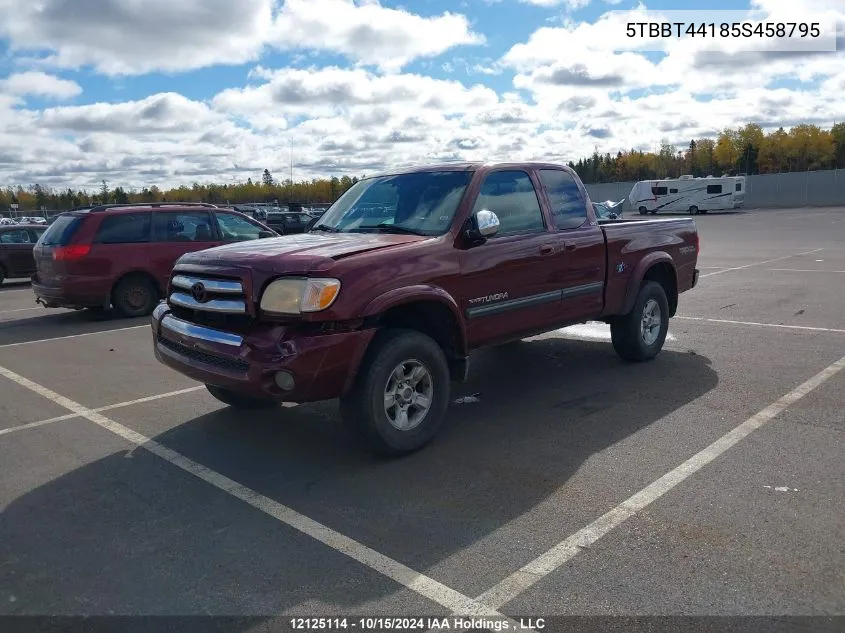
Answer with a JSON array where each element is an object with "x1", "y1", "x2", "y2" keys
[{"x1": 539, "y1": 244, "x2": 555, "y2": 255}]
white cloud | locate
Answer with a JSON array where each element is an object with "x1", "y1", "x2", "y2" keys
[
  {"x1": 270, "y1": 0, "x2": 485, "y2": 72},
  {"x1": 0, "y1": 0, "x2": 842, "y2": 192},
  {"x1": 519, "y1": 0, "x2": 591, "y2": 9},
  {"x1": 1, "y1": 71, "x2": 82, "y2": 100},
  {"x1": 0, "y1": 0, "x2": 482, "y2": 76},
  {"x1": 0, "y1": 0, "x2": 274, "y2": 76}
]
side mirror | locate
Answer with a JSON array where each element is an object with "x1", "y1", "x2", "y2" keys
[
  {"x1": 464, "y1": 209, "x2": 500, "y2": 243},
  {"x1": 258, "y1": 230, "x2": 276, "y2": 239}
]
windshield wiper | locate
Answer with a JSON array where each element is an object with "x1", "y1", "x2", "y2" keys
[
  {"x1": 354, "y1": 223, "x2": 426, "y2": 235},
  {"x1": 309, "y1": 224, "x2": 341, "y2": 233}
]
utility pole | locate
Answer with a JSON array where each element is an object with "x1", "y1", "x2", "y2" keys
[{"x1": 289, "y1": 138, "x2": 293, "y2": 204}]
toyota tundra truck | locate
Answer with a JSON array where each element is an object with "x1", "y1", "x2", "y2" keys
[{"x1": 151, "y1": 162, "x2": 699, "y2": 456}]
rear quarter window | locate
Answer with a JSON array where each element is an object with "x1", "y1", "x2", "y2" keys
[
  {"x1": 38, "y1": 215, "x2": 82, "y2": 246},
  {"x1": 93, "y1": 213, "x2": 152, "y2": 244}
]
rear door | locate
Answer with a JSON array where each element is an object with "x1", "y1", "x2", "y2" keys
[
  {"x1": 536, "y1": 168, "x2": 607, "y2": 323},
  {"x1": 149, "y1": 210, "x2": 222, "y2": 289},
  {"x1": 87, "y1": 212, "x2": 153, "y2": 280},
  {"x1": 459, "y1": 168, "x2": 562, "y2": 347},
  {"x1": 0, "y1": 228, "x2": 36, "y2": 276}
]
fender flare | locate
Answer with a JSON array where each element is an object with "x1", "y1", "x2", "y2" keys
[
  {"x1": 362, "y1": 284, "x2": 468, "y2": 356},
  {"x1": 621, "y1": 251, "x2": 675, "y2": 315}
]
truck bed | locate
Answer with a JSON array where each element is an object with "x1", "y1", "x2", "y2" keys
[{"x1": 599, "y1": 217, "x2": 699, "y2": 316}]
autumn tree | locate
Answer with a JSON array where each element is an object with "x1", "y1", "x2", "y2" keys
[{"x1": 832, "y1": 122, "x2": 845, "y2": 169}]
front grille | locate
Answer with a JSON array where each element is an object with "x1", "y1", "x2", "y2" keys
[
  {"x1": 168, "y1": 272, "x2": 252, "y2": 332},
  {"x1": 169, "y1": 305, "x2": 253, "y2": 333},
  {"x1": 157, "y1": 334, "x2": 249, "y2": 373}
]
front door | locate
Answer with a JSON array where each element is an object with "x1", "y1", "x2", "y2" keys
[
  {"x1": 459, "y1": 169, "x2": 561, "y2": 348},
  {"x1": 150, "y1": 210, "x2": 222, "y2": 290}
]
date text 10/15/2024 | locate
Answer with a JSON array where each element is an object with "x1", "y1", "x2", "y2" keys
[{"x1": 290, "y1": 617, "x2": 546, "y2": 631}]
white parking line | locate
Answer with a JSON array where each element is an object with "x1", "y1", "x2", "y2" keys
[
  {"x1": 0, "y1": 307, "x2": 42, "y2": 315},
  {"x1": 0, "y1": 363, "x2": 520, "y2": 625},
  {"x1": 475, "y1": 354, "x2": 845, "y2": 609},
  {"x1": 675, "y1": 316, "x2": 845, "y2": 334},
  {"x1": 767, "y1": 268, "x2": 845, "y2": 273},
  {"x1": 700, "y1": 248, "x2": 824, "y2": 278},
  {"x1": 0, "y1": 386, "x2": 205, "y2": 437},
  {"x1": 0, "y1": 325, "x2": 147, "y2": 348},
  {"x1": 557, "y1": 322, "x2": 676, "y2": 342}
]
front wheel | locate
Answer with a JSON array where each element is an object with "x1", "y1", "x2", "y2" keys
[
  {"x1": 611, "y1": 281, "x2": 670, "y2": 362},
  {"x1": 340, "y1": 329, "x2": 450, "y2": 457},
  {"x1": 689, "y1": 206, "x2": 699, "y2": 215},
  {"x1": 206, "y1": 384, "x2": 279, "y2": 409},
  {"x1": 638, "y1": 207, "x2": 648, "y2": 215}
]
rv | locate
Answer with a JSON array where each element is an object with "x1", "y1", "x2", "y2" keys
[{"x1": 628, "y1": 175, "x2": 746, "y2": 215}]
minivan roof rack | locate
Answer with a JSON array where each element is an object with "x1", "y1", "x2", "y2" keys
[{"x1": 86, "y1": 202, "x2": 220, "y2": 213}]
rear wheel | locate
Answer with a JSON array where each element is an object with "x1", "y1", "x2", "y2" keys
[
  {"x1": 689, "y1": 206, "x2": 699, "y2": 215},
  {"x1": 205, "y1": 384, "x2": 279, "y2": 410},
  {"x1": 0, "y1": 265, "x2": 5, "y2": 285},
  {"x1": 611, "y1": 281, "x2": 669, "y2": 362},
  {"x1": 112, "y1": 274, "x2": 158, "y2": 317},
  {"x1": 638, "y1": 206, "x2": 648, "y2": 215},
  {"x1": 340, "y1": 329, "x2": 450, "y2": 457}
]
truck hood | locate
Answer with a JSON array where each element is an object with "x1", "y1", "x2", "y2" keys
[{"x1": 176, "y1": 232, "x2": 428, "y2": 273}]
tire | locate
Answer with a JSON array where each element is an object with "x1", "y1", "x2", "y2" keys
[
  {"x1": 112, "y1": 274, "x2": 158, "y2": 318},
  {"x1": 689, "y1": 206, "x2": 699, "y2": 215},
  {"x1": 611, "y1": 281, "x2": 670, "y2": 362},
  {"x1": 0, "y1": 265, "x2": 5, "y2": 285},
  {"x1": 638, "y1": 207, "x2": 648, "y2": 215},
  {"x1": 206, "y1": 384, "x2": 279, "y2": 410},
  {"x1": 340, "y1": 328, "x2": 450, "y2": 457}
]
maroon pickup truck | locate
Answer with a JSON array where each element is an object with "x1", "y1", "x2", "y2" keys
[{"x1": 151, "y1": 162, "x2": 699, "y2": 455}]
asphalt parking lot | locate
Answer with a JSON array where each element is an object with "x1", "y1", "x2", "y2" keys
[{"x1": 1, "y1": 206, "x2": 843, "y2": 629}]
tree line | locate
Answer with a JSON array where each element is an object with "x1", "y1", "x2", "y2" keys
[
  {"x1": 2, "y1": 122, "x2": 844, "y2": 212},
  {"x1": 569, "y1": 123, "x2": 845, "y2": 184}
]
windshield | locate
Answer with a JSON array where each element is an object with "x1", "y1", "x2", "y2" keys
[{"x1": 313, "y1": 170, "x2": 473, "y2": 236}]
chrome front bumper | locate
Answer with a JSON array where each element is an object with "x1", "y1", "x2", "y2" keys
[{"x1": 151, "y1": 302, "x2": 243, "y2": 347}]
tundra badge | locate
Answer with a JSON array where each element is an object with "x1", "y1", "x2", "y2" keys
[{"x1": 468, "y1": 292, "x2": 509, "y2": 305}]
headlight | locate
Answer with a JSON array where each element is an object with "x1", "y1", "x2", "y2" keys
[{"x1": 260, "y1": 277, "x2": 341, "y2": 314}]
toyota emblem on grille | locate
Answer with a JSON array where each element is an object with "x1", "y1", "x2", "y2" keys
[{"x1": 191, "y1": 282, "x2": 208, "y2": 303}]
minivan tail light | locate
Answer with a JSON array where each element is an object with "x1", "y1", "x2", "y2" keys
[{"x1": 53, "y1": 245, "x2": 91, "y2": 261}]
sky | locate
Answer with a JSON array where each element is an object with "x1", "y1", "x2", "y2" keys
[{"x1": 0, "y1": 0, "x2": 843, "y2": 191}]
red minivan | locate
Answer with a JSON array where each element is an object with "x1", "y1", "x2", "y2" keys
[{"x1": 31, "y1": 203, "x2": 277, "y2": 317}]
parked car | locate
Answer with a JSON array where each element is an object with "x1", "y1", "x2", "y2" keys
[
  {"x1": 31, "y1": 203, "x2": 277, "y2": 317},
  {"x1": 151, "y1": 161, "x2": 700, "y2": 456},
  {"x1": 262, "y1": 211, "x2": 314, "y2": 234},
  {"x1": 0, "y1": 224, "x2": 47, "y2": 284}
]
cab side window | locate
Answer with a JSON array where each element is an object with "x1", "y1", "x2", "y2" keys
[
  {"x1": 538, "y1": 169, "x2": 588, "y2": 230},
  {"x1": 471, "y1": 170, "x2": 545, "y2": 237}
]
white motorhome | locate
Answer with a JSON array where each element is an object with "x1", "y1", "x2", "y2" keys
[{"x1": 628, "y1": 175, "x2": 746, "y2": 215}]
